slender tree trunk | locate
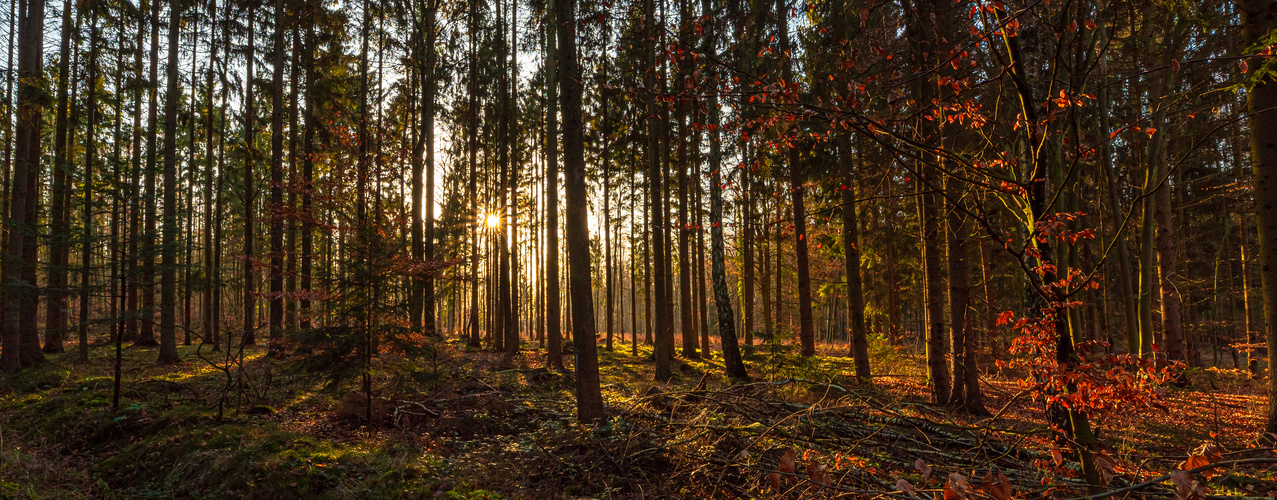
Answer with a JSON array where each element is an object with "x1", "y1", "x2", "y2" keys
[
  {"x1": 157, "y1": 0, "x2": 181, "y2": 363},
  {"x1": 45, "y1": 0, "x2": 76, "y2": 355},
  {"x1": 300, "y1": 5, "x2": 315, "y2": 331},
  {"x1": 908, "y1": 0, "x2": 949, "y2": 402},
  {"x1": 204, "y1": 0, "x2": 219, "y2": 348},
  {"x1": 0, "y1": 0, "x2": 14, "y2": 240},
  {"x1": 242, "y1": 5, "x2": 257, "y2": 346},
  {"x1": 78, "y1": 7, "x2": 103, "y2": 367},
  {"x1": 841, "y1": 135, "x2": 870, "y2": 378},
  {"x1": 423, "y1": 1, "x2": 438, "y2": 337},
  {"x1": 267, "y1": 0, "x2": 286, "y2": 355},
  {"x1": 604, "y1": 98, "x2": 615, "y2": 351},
  {"x1": 646, "y1": 0, "x2": 673, "y2": 380},
  {"x1": 706, "y1": 0, "x2": 746, "y2": 380},
  {"x1": 137, "y1": 0, "x2": 162, "y2": 347},
  {"x1": 127, "y1": 5, "x2": 145, "y2": 345}
]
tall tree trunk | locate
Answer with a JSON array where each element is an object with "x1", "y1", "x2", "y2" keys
[
  {"x1": 908, "y1": 0, "x2": 949, "y2": 403},
  {"x1": 78, "y1": 7, "x2": 102, "y2": 366},
  {"x1": 284, "y1": 18, "x2": 299, "y2": 331},
  {"x1": 204, "y1": 0, "x2": 220, "y2": 348},
  {"x1": 1, "y1": 0, "x2": 47, "y2": 372},
  {"x1": 544, "y1": 0, "x2": 561, "y2": 366},
  {"x1": 300, "y1": 3, "x2": 315, "y2": 331},
  {"x1": 127, "y1": 4, "x2": 145, "y2": 345},
  {"x1": 0, "y1": 0, "x2": 14, "y2": 240},
  {"x1": 604, "y1": 95, "x2": 615, "y2": 351},
  {"x1": 697, "y1": 157, "x2": 709, "y2": 354},
  {"x1": 157, "y1": 0, "x2": 182, "y2": 363},
  {"x1": 647, "y1": 0, "x2": 673, "y2": 380},
  {"x1": 138, "y1": 0, "x2": 162, "y2": 347},
  {"x1": 504, "y1": 0, "x2": 519, "y2": 358},
  {"x1": 1243, "y1": 0, "x2": 1277, "y2": 434},
  {"x1": 776, "y1": 0, "x2": 814, "y2": 357},
  {"x1": 556, "y1": 0, "x2": 605, "y2": 422},
  {"x1": 707, "y1": 0, "x2": 746, "y2": 380},
  {"x1": 242, "y1": 5, "x2": 257, "y2": 346},
  {"x1": 840, "y1": 135, "x2": 870, "y2": 378},
  {"x1": 267, "y1": 0, "x2": 286, "y2": 355},
  {"x1": 676, "y1": 0, "x2": 696, "y2": 359},
  {"x1": 469, "y1": 0, "x2": 482, "y2": 346},
  {"x1": 45, "y1": 0, "x2": 76, "y2": 355},
  {"x1": 424, "y1": 0, "x2": 438, "y2": 337}
]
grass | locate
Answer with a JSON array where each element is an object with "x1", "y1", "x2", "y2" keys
[{"x1": 1, "y1": 334, "x2": 1272, "y2": 498}]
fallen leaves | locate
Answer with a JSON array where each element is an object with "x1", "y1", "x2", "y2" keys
[
  {"x1": 979, "y1": 469, "x2": 1014, "y2": 500},
  {"x1": 943, "y1": 472, "x2": 972, "y2": 500}
]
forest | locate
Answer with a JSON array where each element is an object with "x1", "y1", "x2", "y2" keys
[{"x1": 1, "y1": 0, "x2": 1276, "y2": 497}]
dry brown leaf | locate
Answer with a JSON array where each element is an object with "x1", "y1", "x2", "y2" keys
[
  {"x1": 779, "y1": 450, "x2": 797, "y2": 475},
  {"x1": 896, "y1": 478, "x2": 920, "y2": 498},
  {"x1": 1050, "y1": 448, "x2": 1064, "y2": 467},
  {"x1": 914, "y1": 458, "x2": 933, "y2": 484},
  {"x1": 944, "y1": 472, "x2": 972, "y2": 500},
  {"x1": 1170, "y1": 470, "x2": 1208, "y2": 500},
  {"x1": 807, "y1": 463, "x2": 831, "y2": 488},
  {"x1": 980, "y1": 469, "x2": 1014, "y2": 500},
  {"x1": 1194, "y1": 443, "x2": 1223, "y2": 462},
  {"x1": 768, "y1": 471, "x2": 782, "y2": 492},
  {"x1": 1093, "y1": 452, "x2": 1118, "y2": 486},
  {"x1": 1181, "y1": 444, "x2": 1222, "y2": 480}
]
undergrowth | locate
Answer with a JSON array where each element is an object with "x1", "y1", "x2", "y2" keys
[{"x1": 0, "y1": 336, "x2": 1272, "y2": 499}]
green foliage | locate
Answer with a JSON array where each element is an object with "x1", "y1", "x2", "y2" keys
[{"x1": 289, "y1": 218, "x2": 433, "y2": 390}]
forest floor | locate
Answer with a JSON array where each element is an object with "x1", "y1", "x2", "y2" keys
[{"x1": 2, "y1": 334, "x2": 1276, "y2": 499}]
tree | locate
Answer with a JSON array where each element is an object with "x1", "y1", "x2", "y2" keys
[
  {"x1": 544, "y1": 0, "x2": 562, "y2": 369},
  {"x1": 1, "y1": 0, "x2": 47, "y2": 372},
  {"x1": 158, "y1": 0, "x2": 182, "y2": 364},
  {"x1": 646, "y1": 0, "x2": 674, "y2": 381},
  {"x1": 78, "y1": 2, "x2": 102, "y2": 365},
  {"x1": 1244, "y1": 0, "x2": 1277, "y2": 434},
  {"x1": 242, "y1": 3, "x2": 257, "y2": 346},
  {"x1": 45, "y1": 0, "x2": 77, "y2": 356},
  {"x1": 137, "y1": 0, "x2": 161, "y2": 348},
  {"x1": 557, "y1": 0, "x2": 604, "y2": 423},
  {"x1": 268, "y1": 0, "x2": 286, "y2": 355},
  {"x1": 705, "y1": 0, "x2": 746, "y2": 381}
]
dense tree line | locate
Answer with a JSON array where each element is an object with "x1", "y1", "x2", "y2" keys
[{"x1": 0, "y1": 0, "x2": 1275, "y2": 485}]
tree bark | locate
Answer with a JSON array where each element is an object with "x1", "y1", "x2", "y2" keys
[
  {"x1": 557, "y1": 0, "x2": 605, "y2": 423},
  {"x1": 45, "y1": 0, "x2": 76, "y2": 355},
  {"x1": 1243, "y1": 0, "x2": 1277, "y2": 434},
  {"x1": 707, "y1": 0, "x2": 747, "y2": 380},
  {"x1": 268, "y1": 0, "x2": 286, "y2": 355},
  {"x1": 840, "y1": 135, "x2": 870, "y2": 378},
  {"x1": 242, "y1": 5, "x2": 257, "y2": 346}
]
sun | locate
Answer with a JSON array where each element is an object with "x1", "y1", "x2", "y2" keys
[{"x1": 485, "y1": 213, "x2": 501, "y2": 228}]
